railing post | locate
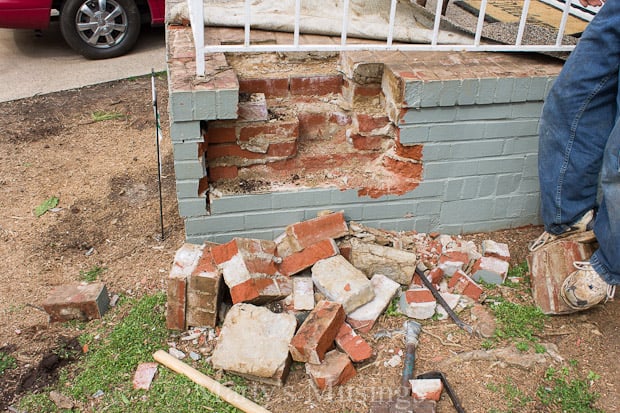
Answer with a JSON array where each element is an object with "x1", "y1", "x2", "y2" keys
[{"x1": 187, "y1": 0, "x2": 205, "y2": 77}]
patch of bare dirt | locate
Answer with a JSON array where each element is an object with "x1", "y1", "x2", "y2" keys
[{"x1": 0, "y1": 76, "x2": 617, "y2": 413}]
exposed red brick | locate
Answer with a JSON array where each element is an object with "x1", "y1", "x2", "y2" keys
[
  {"x1": 279, "y1": 239, "x2": 339, "y2": 276},
  {"x1": 335, "y1": 323, "x2": 373, "y2": 362},
  {"x1": 289, "y1": 300, "x2": 346, "y2": 364},
  {"x1": 411, "y1": 267, "x2": 444, "y2": 287},
  {"x1": 338, "y1": 242, "x2": 352, "y2": 261},
  {"x1": 355, "y1": 113, "x2": 391, "y2": 133},
  {"x1": 404, "y1": 288, "x2": 435, "y2": 303},
  {"x1": 207, "y1": 125, "x2": 237, "y2": 144},
  {"x1": 410, "y1": 378, "x2": 443, "y2": 401},
  {"x1": 267, "y1": 141, "x2": 298, "y2": 157},
  {"x1": 285, "y1": 211, "x2": 349, "y2": 252},
  {"x1": 290, "y1": 75, "x2": 343, "y2": 96},
  {"x1": 238, "y1": 121, "x2": 299, "y2": 142},
  {"x1": 348, "y1": 133, "x2": 384, "y2": 151},
  {"x1": 43, "y1": 283, "x2": 109, "y2": 323},
  {"x1": 329, "y1": 112, "x2": 352, "y2": 126},
  {"x1": 395, "y1": 143, "x2": 424, "y2": 160},
  {"x1": 298, "y1": 112, "x2": 328, "y2": 139},
  {"x1": 211, "y1": 239, "x2": 239, "y2": 265},
  {"x1": 166, "y1": 275, "x2": 187, "y2": 330},
  {"x1": 187, "y1": 246, "x2": 222, "y2": 327},
  {"x1": 306, "y1": 350, "x2": 357, "y2": 390},
  {"x1": 383, "y1": 155, "x2": 423, "y2": 179},
  {"x1": 229, "y1": 276, "x2": 291, "y2": 305},
  {"x1": 239, "y1": 77, "x2": 289, "y2": 98},
  {"x1": 448, "y1": 270, "x2": 483, "y2": 301},
  {"x1": 343, "y1": 79, "x2": 383, "y2": 98},
  {"x1": 206, "y1": 144, "x2": 264, "y2": 161},
  {"x1": 209, "y1": 165, "x2": 238, "y2": 182},
  {"x1": 198, "y1": 176, "x2": 210, "y2": 196}
]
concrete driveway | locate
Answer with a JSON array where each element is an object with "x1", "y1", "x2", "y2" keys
[{"x1": 0, "y1": 23, "x2": 166, "y2": 103}]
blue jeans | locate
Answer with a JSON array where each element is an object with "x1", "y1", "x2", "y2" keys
[{"x1": 538, "y1": 0, "x2": 620, "y2": 285}]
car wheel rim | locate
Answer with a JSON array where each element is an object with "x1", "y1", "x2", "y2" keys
[{"x1": 75, "y1": 0, "x2": 129, "y2": 49}]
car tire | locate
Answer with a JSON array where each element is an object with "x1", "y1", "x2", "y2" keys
[{"x1": 60, "y1": 0, "x2": 141, "y2": 59}]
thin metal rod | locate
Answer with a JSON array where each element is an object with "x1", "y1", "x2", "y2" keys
[
  {"x1": 431, "y1": 0, "x2": 444, "y2": 46},
  {"x1": 474, "y1": 0, "x2": 489, "y2": 46},
  {"x1": 387, "y1": 0, "x2": 398, "y2": 46},
  {"x1": 515, "y1": 0, "x2": 532, "y2": 46},
  {"x1": 341, "y1": 0, "x2": 350, "y2": 46},
  {"x1": 556, "y1": 0, "x2": 572, "y2": 46},
  {"x1": 294, "y1": 0, "x2": 301, "y2": 46},
  {"x1": 151, "y1": 69, "x2": 165, "y2": 241}
]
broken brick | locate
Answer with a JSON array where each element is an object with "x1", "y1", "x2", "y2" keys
[
  {"x1": 347, "y1": 274, "x2": 400, "y2": 333},
  {"x1": 399, "y1": 287, "x2": 436, "y2": 320},
  {"x1": 349, "y1": 239, "x2": 417, "y2": 285},
  {"x1": 410, "y1": 378, "x2": 443, "y2": 401},
  {"x1": 165, "y1": 243, "x2": 204, "y2": 330},
  {"x1": 437, "y1": 251, "x2": 470, "y2": 276},
  {"x1": 411, "y1": 267, "x2": 444, "y2": 287},
  {"x1": 279, "y1": 239, "x2": 339, "y2": 276},
  {"x1": 237, "y1": 93, "x2": 268, "y2": 121},
  {"x1": 186, "y1": 246, "x2": 223, "y2": 327},
  {"x1": 481, "y1": 240, "x2": 511, "y2": 262},
  {"x1": 289, "y1": 300, "x2": 345, "y2": 364},
  {"x1": 448, "y1": 270, "x2": 483, "y2": 301},
  {"x1": 43, "y1": 282, "x2": 109, "y2": 323},
  {"x1": 278, "y1": 211, "x2": 349, "y2": 255},
  {"x1": 471, "y1": 256, "x2": 510, "y2": 285},
  {"x1": 305, "y1": 350, "x2": 357, "y2": 390},
  {"x1": 290, "y1": 74, "x2": 343, "y2": 96},
  {"x1": 133, "y1": 362, "x2": 158, "y2": 390},
  {"x1": 335, "y1": 322, "x2": 373, "y2": 362},
  {"x1": 312, "y1": 255, "x2": 375, "y2": 314}
]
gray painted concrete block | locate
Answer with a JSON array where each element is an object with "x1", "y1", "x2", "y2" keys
[
  {"x1": 496, "y1": 174, "x2": 522, "y2": 195},
  {"x1": 494, "y1": 195, "x2": 525, "y2": 219},
  {"x1": 477, "y1": 78, "x2": 498, "y2": 105},
  {"x1": 429, "y1": 122, "x2": 486, "y2": 141},
  {"x1": 362, "y1": 202, "x2": 416, "y2": 220},
  {"x1": 397, "y1": 181, "x2": 445, "y2": 199},
  {"x1": 173, "y1": 142, "x2": 200, "y2": 161},
  {"x1": 176, "y1": 179, "x2": 201, "y2": 199},
  {"x1": 461, "y1": 219, "x2": 513, "y2": 234},
  {"x1": 484, "y1": 119, "x2": 539, "y2": 138},
  {"x1": 544, "y1": 77, "x2": 557, "y2": 98},
  {"x1": 303, "y1": 205, "x2": 363, "y2": 221},
  {"x1": 420, "y1": 81, "x2": 442, "y2": 108},
  {"x1": 511, "y1": 77, "x2": 531, "y2": 102},
  {"x1": 439, "y1": 80, "x2": 461, "y2": 107},
  {"x1": 511, "y1": 102, "x2": 543, "y2": 118},
  {"x1": 527, "y1": 77, "x2": 549, "y2": 101},
  {"x1": 440, "y1": 199, "x2": 494, "y2": 224},
  {"x1": 210, "y1": 193, "x2": 272, "y2": 214},
  {"x1": 494, "y1": 78, "x2": 515, "y2": 103},
  {"x1": 456, "y1": 104, "x2": 511, "y2": 121},
  {"x1": 424, "y1": 159, "x2": 479, "y2": 180},
  {"x1": 477, "y1": 157, "x2": 524, "y2": 175},
  {"x1": 193, "y1": 89, "x2": 217, "y2": 120},
  {"x1": 174, "y1": 159, "x2": 205, "y2": 180},
  {"x1": 478, "y1": 175, "x2": 497, "y2": 197},
  {"x1": 169, "y1": 91, "x2": 194, "y2": 122},
  {"x1": 461, "y1": 176, "x2": 481, "y2": 199},
  {"x1": 522, "y1": 154, "x2": 539, "y2": 177},
  {"x1": 445, "y1": 179, "x2": 464, "y2": 201},
  {"x1": 422, "y1": 143, "x2": 451, "y2": 161},
  {"x1": 399, "y1": 125, "x2": 430, "y2": 144},
  {"x1": 272, "y1": 189, "x2": 333, "y2": 209},
  {"x1": 178, "y1": 198, "x2": 208, "y2": 218},
  {"x1": 518, "y1": 177, "x2": 540, "y2": 193},
  {"x1": 216, "y1": 89, "x2": 239, "y2": 119},
  {"x1": 404, "y1": 80, "x2": 423, "y2": 108},
  {"x1": 330, "y1": 188, "x2": 363, "y2": 204},
  {"x1": 170, "y1": 120, "x2": 202, "y2": 142},
  {"x1": 244, "y1": 210, "x2": 306, "y2": 229},
  {"x1": 457, "y1": 78, "x2": 479, "y2": 105},
  {"x1": 415, "y1": 200, "x2": 442, "y2": 215},
  {"x1": 451, "y1": 140, "x2": 504, "y2": 159},
  {"x1": 185, "y1": 214, "x2": 245, "y2": 235},
  {"x1": 437, "y1": 223, "x2": 463, "y2": 234},
  {"x1": 502, "y1": 136, "x2": 538, "y2": 155}
]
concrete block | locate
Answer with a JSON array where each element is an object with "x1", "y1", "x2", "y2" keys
[
  {"x1": 173, "y1": 142, "x2": 201, "y2": 161},
  {"x1": 244, "y1": 210, "x2": 306, "y2": 230},
  {"x1": 347, "y1": 274, "x2": 401, "y2": 333},
  {"x1": 494, "y1": 78, "x2": 515, "y2": 103},
  {"x1": 212, "y1": 238, "x2": 291, "y2": 304},
  {"x1": 178, "y1": 198, "x2": 208, "y2": 218},
  {"x1": 293, "y1": 276, "x2": 315, "y2": 311},
  {"x1": 457, "y1": 78, "x2": 479, "y2": 105},
  {"x1": 185, "y1": 215, "x2": 245, "y2": 235},
  {"x1": 216, "y1": 88, "x2": 239, "y2": 119},
  {"x1": 278, "y1": 211, "x2": 348, "y2": 256},
  {"x1": 439, "y1": 80, "x2": 461, "y2": 106},
  {"x1": 170, "y1": 120, "x2": 201, "y2": 142},
  {"x1": 477, "y1": 78, "x2": 498, "y2": 104},
  {"x1": 484, "y1": 119, "x2": 539, "y2": 138},
  {"x1": 210, "y1": 193, "x2": 272, "y2": 214},
  {"x1": 399, "y1": 287, "x2": 436, "y2": 320},
  {"x1": 335, "y1": 323, "x2": 373, "y2": 362},
  {"x1": 280, "y1": 239, "x2": 339, "y2": 276},
  {"x1": 169, "y1": 91, "x2": 193, "y2": 121},
  {"x1": 448, "y1": 270, "x2": 483, "y2": 300},
  {"x1": 193, "y1": 88, "x2": 217, "y2": 120},
  {"x1": 305, "y1": 350, "x2": 357, "y2": 390},
  {"x1": 471, "y1": 257, "x2": 510, "y2": 284},
  {"x1": 186, "y1": 246, "x2": 223, "y2": 327},
  {"x1": 429, "y1": 122, "x2": 486, "y2": 141},
  {"x1": 435, "y1": 292, "x2": 461, "y2": 321},
  {"x1": 211, "y1": 303, "x2": 297, "y2": 385},
  {"x1": 174, "y1": 159, "x2": 205, "y2": 180},
  {"x1": 289, "y1": 300, "x2": 346, "y2": 364},
  {"x1": 166, "y1": 243, "x2": 203, "y2": 330},
  {"x1": 511, "y1": 101, "x2": 543, "y2": 118},
  {"x1": 482, "y1": 240, "x2": 511, "y2": 262},
  {"x1": 410, "y1": 378, "x2": 443, "y2": 401},
  {"x1": 349, "y1": 239, "x2": 417, "y2": 285},
  {"x1": 176, "y1": 179, "x2": 201, "y2": 199},
  {"x1": 272, "y1": 189, "x2": 333, "y2": 209},
  {"x1": 43, "y1": 282, "x2": 109, "y2": 323},
  {"x1": 398, "y1": 125, "x2": 431, "y2": 145},
  {"x1": 420, "y1": 81, "x2": 442, "y2": 107},
  {"x1": 312, "y1": 255, "x2": 375, "y2": 314},
  {"x1": 511, "y1": 78, "x2": 531, "y2": 102},
  {"x1": 437, "y1": 251, "x2": 470, "y2": 276},
  {"x1": 401, "y1": 107, "x2": 457, "y2": 125},
  {"x1": 526, "y1": 77, "x2": 548, "y2": 101}
]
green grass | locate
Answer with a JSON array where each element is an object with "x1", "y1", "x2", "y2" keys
[
  {"x1": 19, "y1": 293, "x2": 250, "y2": 413},
  {"x1": 79, "y1": 265, "x2": 106, "y2": 282},
  {"x1": 537, "y1": 364, "x2": 602, "y2": 412},
  {"x1": 0, "y1": 351, "x2": 17, "y2": 374},
  {"x1": 491, "y1": 298, "x2": 546, "y2": 342},
  {"x1": 384, "y1": 296, "x2": 400, "y2": 317},
  {"x1": 91, "y1": 110, "x2": 126, "y2": 122}
]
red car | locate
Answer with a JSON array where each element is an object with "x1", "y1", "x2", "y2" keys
[{"x1": 0, "y1": 0, "x2": 165, "y2": 59}]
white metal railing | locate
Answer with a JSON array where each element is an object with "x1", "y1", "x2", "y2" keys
[{"x1": 186, "y1": 0, "x2": 594, "y2": 77}]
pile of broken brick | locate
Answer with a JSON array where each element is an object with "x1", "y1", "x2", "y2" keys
[{"x1": 165, "y1": 211, "x2": 513, "y2": 401}]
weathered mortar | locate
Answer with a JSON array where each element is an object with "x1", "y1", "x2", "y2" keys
[{"x1": 166, "y1": 23, "x2": 563, "y2": 243}]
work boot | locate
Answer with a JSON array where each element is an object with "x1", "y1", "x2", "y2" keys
[
  {"x1": 561, "y1": 261, "x2": 616, "y2": 310},
  {"x1": 528, "y1": 209, "x2": 594, "y2": 252}
]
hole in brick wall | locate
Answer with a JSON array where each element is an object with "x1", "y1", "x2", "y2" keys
[{"x1": 203, "y1": 52, "x2": 423, "y2": 201}]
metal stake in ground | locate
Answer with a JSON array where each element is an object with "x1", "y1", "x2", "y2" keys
[{"x1": 151, "y1": 68, "x2": 165, "y2": 241}]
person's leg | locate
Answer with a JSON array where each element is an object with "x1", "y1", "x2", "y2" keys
[{"x1": 537, "y1": 1, "x2": 620, "y2": 235}]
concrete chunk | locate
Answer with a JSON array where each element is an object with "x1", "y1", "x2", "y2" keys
[
  {"x1": 43, "y1": 282, "x2": 109, "y2": 323},
  {"x1": 349, "y1": 239, "x2": 417, "y2": 285},
  {"x1": 481, "y1": 240, "x2": 511, "y2": 262},
  {"x1": 471, "y1": 256, "x2": 510, "y2": 285},
  {"x1": 211, "y1": 303, "x2": 297, "y2": 386},
  {"x1": 293, "y1": 276, "x2": 315, "y2": 311},
  {"x1": 347, "y1": 274, "x2": 400, "y2": 333},
  {"x1": 410, "y1": 378, "x2": 443, "y2": 401},
  {"x1": 399, "y1": 287, "x2": 436, "y2": 320},
  {"x1": 289, "y1": 300, "x2": 345, "y2": 364},
  {"x1": 312, "y1": 255, "x2": 375, "y2": 313}
]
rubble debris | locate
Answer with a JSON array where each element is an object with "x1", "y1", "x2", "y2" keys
[
  {"x1": 289, "y1": 300, "x2": 345, "y2": 364},
  {"x1": 133, "y1": 362, "x2": 159, "y2": 390},
  {"x1": 349, "y1": 238, "x2": 417, "y2": 285},
  {"x1": 347, "y1": 273, "x2": 400, "y2": 333},
  {"x1": 168, "y1": 347, "x2": 186, "y2": 360},
  {"x1": 305, "y1": 350, "x2": 357, "y2": 390},
  {"x1": 447, "y1": 270, "x2": 483, "y2": 301},
  {"x1": 167, "y1": 243, "x2": 203, "y2": 330},
  {"x1": 49, "y1": 391, "x2": 74, "y2": 410},
  {"x1": 400, "y1": 287, "x2": 437, "y2": 320},
  {"x1": 481, "y1": 240, "x2": 511, "y2": 262},
  {"x1": 470, "y1": 256, "x2": 510, "y2": 285},
  {"x1": 276, "y1": 211, "x2": 348, "y2": 256},
  {"x1": 437, "y1": 251, "x2": 470, "y2": 276},
  {"x1": 187, "y1": 246, "x2": 224, "y2": 327},
  {"x1": 42, "y1": 282, "x2": 109, "y2": 322},
  {"x1": 435, "y1": 293, "x2": 462, "y2": 321},
  {"x1": 279, "y1": 238, "x2": 339, "y2": 276},
  {"x1": 335, "y1": 322, "x2": 374, "y2": 362},
  {"x1": 311, "y1": 255, "x2": 375, "y2": 313},
  {"x1": 527, "y1": 232, "x2": 596, "y2": 314},
  {"x1": 292, "y1": 276, "x2": 315, "y2": 311},
  {"x1": 438, "y1": 345, "x2": 554, "y2": 370},
  {"x1": 211, "y1": 303, "x2": 296, "y2": 385},
  {"x1": 410, "y1": 378, "x2": 443, "y2": 401}
]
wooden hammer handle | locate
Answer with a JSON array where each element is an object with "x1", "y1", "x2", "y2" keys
[{"x1": 153, "y1": 350, "x2": 271, "y2": 413}]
